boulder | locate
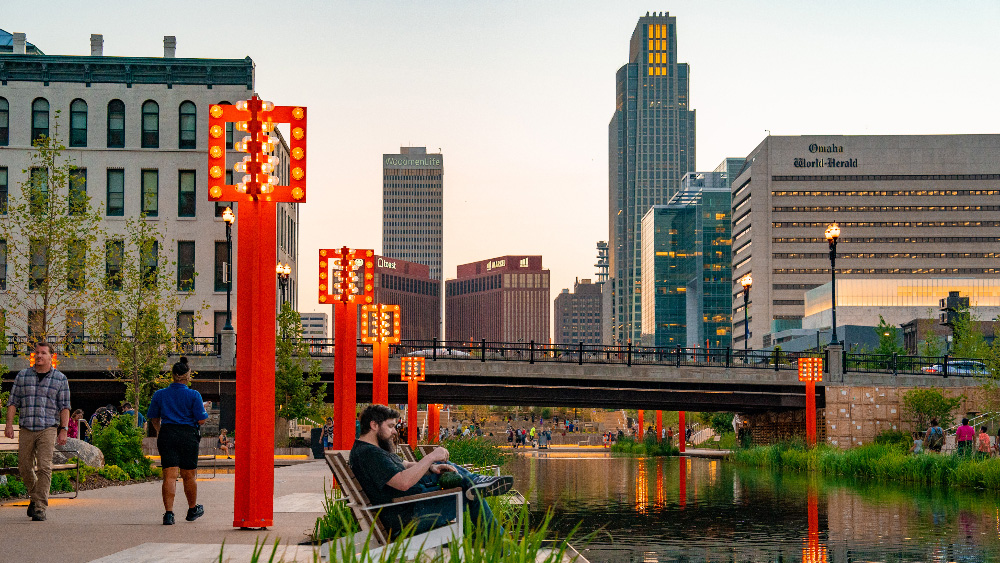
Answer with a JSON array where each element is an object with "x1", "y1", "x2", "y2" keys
[{"x1": 54, "y1": 438, "x2": 104, "y2": 468}]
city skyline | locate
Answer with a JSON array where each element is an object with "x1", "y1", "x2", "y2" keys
[{"x1": 4, "y1": 1, "x2": 999, "y2": 320}]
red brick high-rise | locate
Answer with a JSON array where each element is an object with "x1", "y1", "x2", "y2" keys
[
  {"x1": 445, "y1": 256, "x2": 550, "y2": 343},
  {"x1": 371, "y1": 255, "x2": 440, "y2": 342}
]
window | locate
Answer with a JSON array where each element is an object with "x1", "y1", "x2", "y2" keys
[
  {"x1": 0, "y1": 239, "x2": 6, "y2": 290},
  {"x1": 69, "y1": 169, "x2": 86, "y2": 215},
  {"x1": 0, "y1": 167, "x2": 7, "y2": 214},
  {"x1": 178, "y1": 170, "x2": 196, "y2": 217},
  {"x1": 29, "y1": 168, "x2": 48, "y2": 215},
  {"x1": 28, "y1": 310, "x2": 44, "y2": 340},
  {"x1": 178, "y1": 101, "x2": 196, "y2": 149},
  {"x1": 0, "y1": 97, "x2": 8, "y2": 146},
  {"x1": 105, "y1": 240, "x2": 124, "y2": 291},
  {"x1": 141, "y1": 239, "x2": 158, "y2": 289},
  {"x1": 66, "y1": 310, "x2": 85, "y2": 342},
  {"x1": 32, "y1": 98, "x2": 49, "y2": 142},
  {"x1": 216, "y1": 171, "x2": 233, "y2": 217},
  {"x1": 107, "y1": 100, "x2": 125, "y2": 148},
  {"x1": 177, "y1": 241, "x2": 195, "y2": 291},
  {"x1": 68, "y1": 238, "x2": 86, "y2": 291},
  {"x1": 214, "y1": 311, "x2": 229, "y2": 336},
  {"x1": 106, "y1": 169, "x2": 124, "y2": 216},
  {"x1": 215, "y1": 241, "x2": 228, "y2": 291},
  {"x1": 177, "y1": 311, "x2": 194, "y2": 338},
  {"x1": 29, "y1": 238, "x2": 47, "y2": 290},
  {"x1": 219, "y1": 101, "x2": 233, "y2": 149},
  {"x1": 70, "y1": 99, "x2": 88, "y2": 147},
  {"x1": 141, "y1": 100, "x2": 159, "y2": 148},
  {"x1": 103, "y1": 310, "x2": 122, "y2": 338},
  {"x1": 141, "y1": 169, "x2": 158, "y2": 217}
]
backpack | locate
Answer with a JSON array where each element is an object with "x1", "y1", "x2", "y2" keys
[{"x1": 926, "y1": 426, "x2": 944, "y2": 450}]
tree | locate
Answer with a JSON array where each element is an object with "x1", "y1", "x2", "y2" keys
[
  {"x1": 275, "y1": 303, "x2": 326, "y2": 435},
  {"x1": 873, "y1": 315, "x2": 905, "y2": 356},
  {"x1": 0, "y1": 117, "x2": 107, "y2": 349},
  {"x1": 917, "y1": 329, "x2": 945, "y2": 357},
  {"x1": 901, "y1": 387, "x2": 964, "y2": 431},
  {"x1": 100, "y1": 215, "x2": 207, "y2": 423},
  {"x1": 950, "y1": 300, "x2": 988, "y2": 359}
]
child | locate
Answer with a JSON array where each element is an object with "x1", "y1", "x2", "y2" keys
[{"x1": 909, "y1": 431, "x2": 924, "y2": 454}]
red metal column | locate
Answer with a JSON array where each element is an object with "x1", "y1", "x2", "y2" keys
[
  {"x1": 233, "y1": 199, "x2": 276, "y2": 529},
  {"x1": 678, "y1": 410, "x2": 686, "y2": 453},
  {"x1": 333, "y1": 302, "x2": 357, "y2": 449},
  {"x1": 637, "y1": 410, "x2": 644, "y2": 439},
  {"x1": 372, "y1": 341, "x2": 389, "y2": 405},
  {"x1": 655, "y1": 410, "x2": 663, "y2": 443},
  {"x1": 407, "y1": 379, "x2": 419, "y2": 449},
  {"x1": 428, "y1": 404, "x2": 440, "y2": 444},
  {"x1": 805, "y1": 380, "x2": 817, "y2": 447}
]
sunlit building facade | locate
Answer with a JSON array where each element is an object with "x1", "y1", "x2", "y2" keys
[
  {"x1": 608, "y1": 12, "x2": 697, "y2": 345},
  {"x1": 640, "y1": 171, "x2": 731, "y2": 348},
  {"x1": 382, "y1": 147, "x2": 443, "y2": 282},
  {"x1": 445, "y1": 256, "x2": 549, "y2": 343}
]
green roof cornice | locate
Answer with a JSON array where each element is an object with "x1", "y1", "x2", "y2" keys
[{"x1": 0, "y1": 54, "x2": 254, "y2": 89}]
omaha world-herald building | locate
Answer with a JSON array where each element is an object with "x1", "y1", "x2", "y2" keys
[
  {"x1": 731, "y1": 135, "x2": 1000, "y2": 349},
  {"x1": 0, "y1": 31, "x2": 299, "y2": 339},
  {"x1": 445, "y1": 256, "x2": 550, "y2": 343}
]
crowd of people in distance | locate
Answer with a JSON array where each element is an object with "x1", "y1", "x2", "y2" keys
[{"x1": 911, "y1": 417, "x2": 1000, "y2": 458}]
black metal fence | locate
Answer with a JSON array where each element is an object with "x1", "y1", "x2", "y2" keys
[{"x1": 1, "y1": 335, "x2": 221, "y2": 357}]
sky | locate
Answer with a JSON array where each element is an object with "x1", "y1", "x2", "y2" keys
[{"x1": 7, "y1": 1, "x2": 1000, "y2": 317}]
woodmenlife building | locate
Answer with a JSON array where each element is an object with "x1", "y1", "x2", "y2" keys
[{"x1": 731, "y1": 135, "x2": 1000, "y2": 349}]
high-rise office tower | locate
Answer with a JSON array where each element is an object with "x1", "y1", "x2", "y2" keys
[
  {"x1": 382, "y1": 147, "x2": 443, "y2": 281},
  {"x1": 608, "y1": 12, "x2": 696, "y2": 344}
]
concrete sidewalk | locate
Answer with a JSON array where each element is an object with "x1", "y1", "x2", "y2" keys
[{"x1": 1, "y1": 461, "x2": 334, "y2": 562}]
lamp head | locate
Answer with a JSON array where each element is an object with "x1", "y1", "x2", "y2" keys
[
  {"x1": 222, "y1": 206, "x2": 235, "y2": 225},
  {"x1": 740, "y1": 274, "x2": 753, "y2": 289},
  {"x1": 276, "y1": 263, "x2": 284, "y2": 275},
  {"x1": 283, "y1": 263, "x2": 292, "y2": 276},
  {"x1": 825, "y1": 223, "x2": 841, "y2": 242}
]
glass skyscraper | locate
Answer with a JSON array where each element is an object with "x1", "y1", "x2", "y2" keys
[
  {"x1": 640, "y1": 171, "x2": 732, "y2": 348},
  {"x1": 608, "y1": 12, "x2": 696, "y2": 345},
  {"x1": 382, "y1": 147, "x2": 443, "y2": 281}
]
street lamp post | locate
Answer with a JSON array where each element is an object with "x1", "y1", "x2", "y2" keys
[
  {"x1": 739, "y1": 274, "x2": 753, "y2": 352},
  {"x1": 825, "y1": 223, "x2": 841, "y2": 346},
  {"x1": 276, "y1": 262, "x2": 291, "y2": 305},
  {"x1": 222, "y1": 206, "x2": 235, "y2": 331}
]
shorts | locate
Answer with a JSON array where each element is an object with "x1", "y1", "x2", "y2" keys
[{"x1": 157, "y1": 424, "x2": 201, "y2": 470}]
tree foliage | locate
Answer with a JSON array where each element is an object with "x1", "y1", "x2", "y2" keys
[
  {"x1": 950, "y1": 301, "x2": 988, "y2": 359},
  {"x1": 873, "y1": 315, "x2": 905, "y2": 356},
  {"x1": 275, "y1": 302, "x2": 326, "y2": 422},
  {"x1": 0, "y1": 117, "x2": 106, "y2": 349},
  {"x1": 901, "y1": 387, "x2": 964, "y2": 430}
]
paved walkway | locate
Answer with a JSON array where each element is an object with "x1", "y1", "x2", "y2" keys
[{"x1": 1, "y1": 460, "x2": 333, "y2": 562}]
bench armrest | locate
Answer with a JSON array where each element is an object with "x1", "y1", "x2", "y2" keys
[{"x1": 359, "y1": 487, "x2": 463, "y2": 512}]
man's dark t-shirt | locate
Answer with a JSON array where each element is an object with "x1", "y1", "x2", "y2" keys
[{"x1": 349, "y1": 440, "x2": 423, "y2": 534}]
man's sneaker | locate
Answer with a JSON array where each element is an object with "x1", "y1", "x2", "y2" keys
[
  {"x1": 31, "y1": 511, "x2": 46, "y2": 522},
  {"x1": 466, "y1": 475, "x2": 514, "y2": 500},
  {"x1": 26, "y1": 501, "x2": 36, "y2": 518},
  {"x1": 163, "y1": 511, "x2": 175, "y2": 525},
  {"x1": 185, "y1": 504, "x2": 205, "y2": 521}
]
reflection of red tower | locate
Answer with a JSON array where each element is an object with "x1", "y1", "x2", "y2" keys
[{"x1": 802, "y1": 486, "x2": 827, "y2": 562}]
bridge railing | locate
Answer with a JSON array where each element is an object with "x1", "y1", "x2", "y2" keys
[
  {"x1": 1, "y1": 334, "x2": 221, "y2": 357},
  {"x1": 844, "y1": 352, "x2": 980, "y2": 377}
]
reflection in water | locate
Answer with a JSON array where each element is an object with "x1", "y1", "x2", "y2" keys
[{"x1": 508, "y1": 452, "x2": 1000, "y2": 562}]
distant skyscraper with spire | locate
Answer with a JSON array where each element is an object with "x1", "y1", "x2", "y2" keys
[{"x1": 607, "y1": 12, "x2": 696, "y2": 344}]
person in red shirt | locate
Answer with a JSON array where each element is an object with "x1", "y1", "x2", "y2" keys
[
  {"x1": 977, "y1": 426, "x2": 992, "y2": 459},
  {"x1": 955, "y1": 418, "x2": 975, "y2": 457}
]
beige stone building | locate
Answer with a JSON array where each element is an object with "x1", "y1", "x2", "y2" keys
[{"x1": 731, "y1": 134, "x2": 1000, "y2": 349}]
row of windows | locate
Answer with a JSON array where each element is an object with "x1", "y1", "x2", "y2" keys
[
  {"x1": 773, "y1": 236, "x2": 1000, "y2": 244},
  {"x1": 773, "y1": 284, "x2": 823, "y2": 290},
  {"x1": 773, "y1": 300, "x2": 805, "y2": 306},
  {"x1": 773, "y1": 221, "x2": 1000, "y2": 228},
  {"x1": 773, "y1": 268, "x2": 1000, "y2": 275},
  {"x1": 378, "y1": 273, "x2": 439, "y2": 296},
  {"x1": 0, "y1": 167, "x2": 200, "y2": 218},
  {"x1": 13, "y1": 309, "x2": 207, "y2": 341},
  {"x1": 772, "y1": 174, "x2": 1000, "y2": 182},
  {"x1": 772, "y1": 189, "x2": 1000, "y2": 197},
  {"x1": 773, "y1": 252, "x2": 1000, "y2": 259},
  {"x1": 773, "y1": 205, "x2": 1000, "y2": 213},
  {"x1": 0, "y1": 97, "x2": 200, "y2": 149}
]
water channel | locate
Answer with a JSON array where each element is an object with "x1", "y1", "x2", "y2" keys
[{"x1": 505, "y1": 451, "x2": 1000, "y2": 562}]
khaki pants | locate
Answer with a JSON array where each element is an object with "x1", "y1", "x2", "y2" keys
[{"x1": 18, "y1": 427, "x2": 57, "y2": 510}]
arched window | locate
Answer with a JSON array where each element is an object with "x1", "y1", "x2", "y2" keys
[
  {"x1": 178, "y1": 101, "x2": 196, "y2": 149},
  {"x1": 141, "y1": 100, "x2": 159, "y2": 148},
  {"x1": 31, "y1": 98, "x2": 49, "y2": 142},
  {"x1": 70, "y1": 99, "x2": 88, "y2": 147},
  {"x1": 107, "y1": 99, "x2": 125, "y2": 148},
  {"x1": 0, "y1": 97, "x2": 9, "y2": 146}
]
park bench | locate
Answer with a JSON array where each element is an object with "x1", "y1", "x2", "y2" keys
[
  {"x1": 323, "y1": 450, "x2": 465, "y2": 561},
  {"x1": 0, "y1": 425, "x2": 80, "y2": 498}
]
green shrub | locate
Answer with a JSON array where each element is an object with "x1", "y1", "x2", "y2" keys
[
  {"x1": 438, "y1": 437, "x2": 510, "y2": 468},
  {"x1": 91, "y1": 414, "x2": 153, "y2": 477},
  {"x1": 50, "y1": 471, "x2": 73, "y2": 493},
  {"x1": 312, "y1": 486, "x2": 359, "y2": 543},
  {"x1": 874, "y1": 429, "x2": 912, "y2": 449},
  {"x1": 609, "y1": 436, "x2": 679, "y2": 457},
  {"x1": 0, "y1": 476, "x2": 27, "y2": 499},
  {"x1": 98, "y1": 464, "x2": 130, "y2": 481}
]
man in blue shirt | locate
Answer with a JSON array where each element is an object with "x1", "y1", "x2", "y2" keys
[{"x1": 148, "y1": 357, "x2": 208, "y2": 525}]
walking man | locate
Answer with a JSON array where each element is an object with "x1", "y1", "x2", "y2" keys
[
  {"x1": 148, "y1": 358, "x2": 208, "y2": 525},
  {"x1": 4, "y1": 341, "x2": 71, "y2": 521}
]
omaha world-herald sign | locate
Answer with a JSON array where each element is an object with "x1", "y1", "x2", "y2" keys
[{"x1": 793, "y1": 142, "x2": 858, "y2": 168}]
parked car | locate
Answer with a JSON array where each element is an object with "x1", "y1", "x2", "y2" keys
[
  {"x1": 920, "y1": 360, "x2": 989, "y2": 376},
  {"x1": 406, "y1": 348, "x2": 472, "y2": 358}
]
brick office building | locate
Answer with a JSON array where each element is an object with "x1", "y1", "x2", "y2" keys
[
  {"x1": 554, "y1": 278, "x2": 602, "y2": 345},
  {"x1": 371, "y1": 255, "x2": 440, "y2": 342},
  {"x1": 445, "y1": 256, "x2": 550, "y2": 343}
]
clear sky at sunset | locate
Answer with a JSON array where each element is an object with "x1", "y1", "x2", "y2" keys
[{"x1": 6, "y1": 1, "x2": 999, "y2": 318}]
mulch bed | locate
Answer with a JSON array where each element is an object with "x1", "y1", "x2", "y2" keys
[{"x1": 1, "y1": 474, "x2": 157, "y2": 501}]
